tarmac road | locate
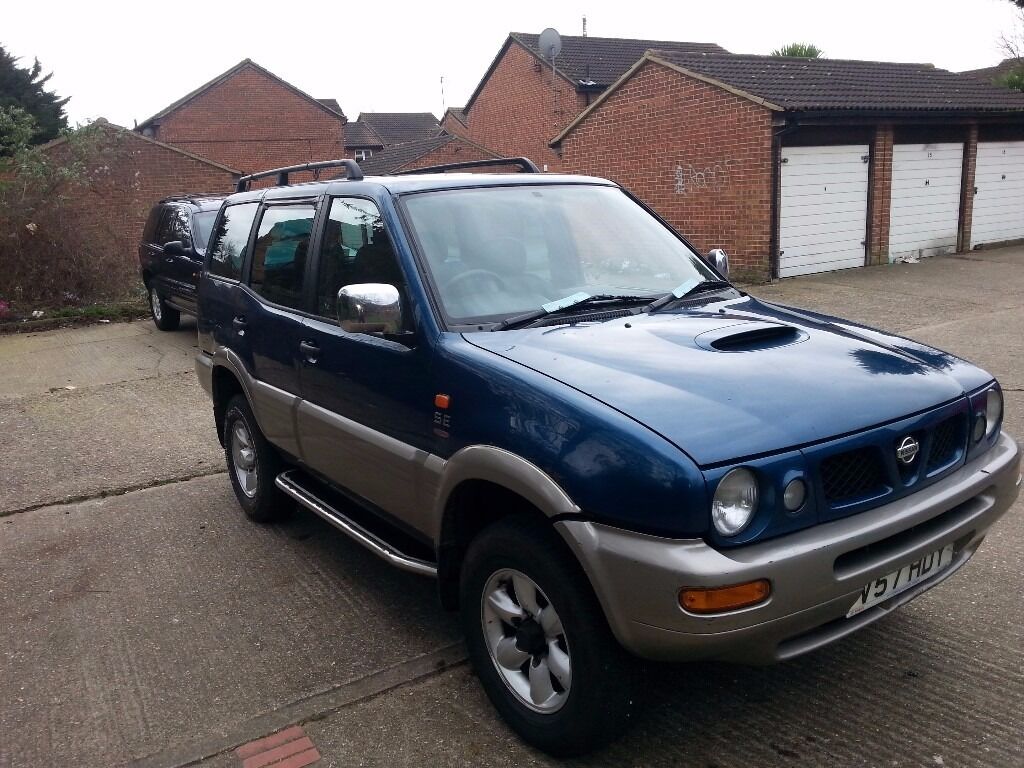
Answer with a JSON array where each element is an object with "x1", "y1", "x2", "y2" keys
[{"x1": 1, "y1": 248, "x2": 1022, "y2": 767}]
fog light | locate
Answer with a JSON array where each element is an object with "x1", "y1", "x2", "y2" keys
[
  {"x1": 973, "y1": 412, "x2": 987, "y2": 443},
  {"x1": 680, "y1": 580, "x2": 771, "y2": 614},
  {"x1": 783, "y1": 478, "x2": 806, "y2": 512}
]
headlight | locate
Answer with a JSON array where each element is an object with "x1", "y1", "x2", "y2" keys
[
  {"x1": 712, "y1": 468, "x2": 759, "y2": 536},
  {"x1": 986, "y1": 389, "x2": 1002, "y2": 438}
]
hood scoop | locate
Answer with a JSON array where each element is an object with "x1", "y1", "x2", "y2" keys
[{"x1": 695, "y1": 321, "x2": 806, "y2": 352}]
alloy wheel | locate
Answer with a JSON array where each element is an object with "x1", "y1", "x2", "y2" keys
[
  {"x1": 230, "y1": 420, "x2": 258, "y2": 498},
  {"x1": 481, "y1": 568, "x2": 572, "y2": 713}
]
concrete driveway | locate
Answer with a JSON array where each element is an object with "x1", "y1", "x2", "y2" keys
[{"x1": 1, "y1": 248, "x2": 1022, "y2": 768}]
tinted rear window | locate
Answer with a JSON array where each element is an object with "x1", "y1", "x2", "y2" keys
[{"x1": 192, "y1": 211, "x2": 218, "y2": 251}]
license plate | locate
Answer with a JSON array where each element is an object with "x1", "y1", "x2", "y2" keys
[{"x1": 846, "y1": 544, "x2": 955, "y2": 618}]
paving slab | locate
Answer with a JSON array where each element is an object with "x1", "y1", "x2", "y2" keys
[
  {"x1": 0, "y1": 319, "x2": 198, "y2": 400},
  {"x1": 0, "y1": 475, "x2": 461, "y2": 768}
]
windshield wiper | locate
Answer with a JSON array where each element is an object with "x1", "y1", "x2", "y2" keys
[
  {"x1": 493, "y1": 293, "x2": 654, "y2": 331},
  {"x1": 645, "y1": 278, "x2": 734, "y2": 313}
]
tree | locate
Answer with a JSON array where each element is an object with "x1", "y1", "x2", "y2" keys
[
  {"x1": 0, "y1": 45, "x2": 69, "y2": 146},
  {"x1": 770, "y1": 43, "x2": 824, "y2": 58},
  {"x1": 998, "y1": 3, "x2": 1024, "y2": 91},
  {"x1": 0, "y1": 105, "x2": 36, "y2": 156}
]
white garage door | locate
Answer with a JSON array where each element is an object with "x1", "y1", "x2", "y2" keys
[
  {"x1": 779, "y1": 145, "x2": 869, "y2": 277},
  {"x1": 889, "y1": 143, "x2": 963, "y2": 261},
  {"x1": 972, "y1": 141, "x2": 1024, "y2": 247}
]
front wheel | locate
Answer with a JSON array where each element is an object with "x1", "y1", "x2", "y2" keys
[
  {"x1": 460, "y1": 517, "x2": 639, "y2": 757},
  {"x1": 222, "y1": 394, "x2": 288, "y2": 522},
  {"x1": 148, "y1": 285, "x2": 180, "y2": 331}
]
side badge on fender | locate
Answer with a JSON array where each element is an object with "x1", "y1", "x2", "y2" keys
[{"x1": 433, "y1": 393, "x2": 451, "y2": 438}]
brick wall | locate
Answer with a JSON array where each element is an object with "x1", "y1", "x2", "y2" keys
[
  {"x1": 465, "y1": 42, "x2": 587, "y2": 171},
  {"x1": 440, "y1": 113, "x2": 469, "y2": 138},
  {"x1": 152, "y1": 65, "x2": 345, "y2": 174},
  {"x1": 557, "y1": 61, "x2": 775, "y2": 281},
  {"x1": 42, "y1": 126, "x2": 237, "y2": 279},
  {"x1": 867, "y1": 124, "x2": 894, "y2": 265},
  {"x1": 957, "y1": 123, "x2": 979, "y2": 252}
]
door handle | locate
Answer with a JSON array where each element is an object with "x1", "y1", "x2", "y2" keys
[
  {"x1": 165, "y1": 257, "x2": 175, "y2": 264},
  {"x1": 232, "y1": 316, "x2": 247, "y2": 336},
  {"x1": 299, "y1": 340, "x2": 320, "y2": 363}
]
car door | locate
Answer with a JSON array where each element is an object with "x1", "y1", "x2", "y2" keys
[
  {"x1": 234, "y1": 199, "x2": 320, "y2": 459},
  {"x1": 161, "y1": 204, "x2": 200, "y2": 305},
  {"x1": 169, "y1": 205, "x2": 206, "y2": 311},
  {"x1": 295, "y1": 195, "x2": 436, "y2": 534},
  {"x1": 143, "y1": 205, "x2": 179, "y2": 299}
]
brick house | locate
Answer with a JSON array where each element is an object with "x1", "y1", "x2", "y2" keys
[
  {"x1": 551, "y1": 51, "x2": 1024, "y2": 281},
  {"x1": 353, "y1": 133, "x2": 500, "y2": 175},
  {"x1": 458, "y1": 33, "x2": 726, "y2": 170},
  {"x1": 441, "y1": 107, "x2": 469, "y2": 137},
  {"x1": 344, "y1": 112, "x2": 442, "y2": 162},
  {"x1": 135, "y1": 59, "x2": 346, "y2": 175}
]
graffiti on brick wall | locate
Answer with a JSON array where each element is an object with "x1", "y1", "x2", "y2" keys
[{"x1": 674, "y1": 159, "x2": 738, "y2": 194}]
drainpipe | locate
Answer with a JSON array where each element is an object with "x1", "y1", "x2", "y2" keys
[{"x1": 769, "y1": 119, "x2": 799, "y2": 280}]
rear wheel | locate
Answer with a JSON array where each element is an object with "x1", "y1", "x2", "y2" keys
[
  {"x1": 460, "y1": 516, "x2": 639, "y2": 757},
  {"x1": 149, "y1": 286, "x2": 180, "y2": 331},
  {"x1": 222, "y1": 394, "x2": 288, "y2": 522}
]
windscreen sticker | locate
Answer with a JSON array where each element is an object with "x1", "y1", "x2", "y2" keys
[
  {"x1": 542, "y1": 292, "x2": 591, "y2": 314},
  {"x1": 672, "y1": 278, "x2": 701, "y2": 298}
]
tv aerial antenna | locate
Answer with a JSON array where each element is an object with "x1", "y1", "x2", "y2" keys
[{"x1": 539, "y1": 27, "x2": 563, "y2": 137}]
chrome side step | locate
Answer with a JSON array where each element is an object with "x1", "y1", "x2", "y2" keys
[{"x1": 275, "y1": 470, "x2": 438, "y2": 577}]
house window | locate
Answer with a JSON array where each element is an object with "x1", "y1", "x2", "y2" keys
[{"x1": 354, "y1": 149, "x2": 373, "y2": 162}]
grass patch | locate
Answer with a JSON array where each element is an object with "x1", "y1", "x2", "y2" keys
[{"x1": 0, "y1": 296, "x2": 149, "y2": 334}]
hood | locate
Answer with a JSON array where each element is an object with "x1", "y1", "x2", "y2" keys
[{"x1": 465, "y1": 297, "x2": 973, "y2": 466}]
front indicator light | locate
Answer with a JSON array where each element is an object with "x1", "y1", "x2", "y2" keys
[
  {"x1": 986, "y1": 389, "x2": 1002, "y2": 438},
  {"x1": 680, "y1": 580, "x2": 771, "y2": 614}
]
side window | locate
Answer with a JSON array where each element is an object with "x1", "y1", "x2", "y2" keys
[
  {"x1": 249, "y1": 204, "x2": 316, "y2": 310},
  {"x1": 154, "y1": 206, "x2": 189, "y2": 245},
  {"x1": 316, "y1": 197, "x2": 407, "y2": 321},
  {"x1": 208, "y1": 202, "x2": 259, "y2": 280}
]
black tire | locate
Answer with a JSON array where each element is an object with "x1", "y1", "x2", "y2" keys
[
  {"x1": 460, "y1": 516, "x2": 640, "y2": 757},
  {"x1": 221, "y1": 394, "x2": 288, "y2": 522},
  {"x1": 148, "y1": 285, "x2": 180, "y2": 331}
]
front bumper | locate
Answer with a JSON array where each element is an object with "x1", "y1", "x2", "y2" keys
[{"x1": 557, "y1": 431, "x2": 1021, "y2": 664}]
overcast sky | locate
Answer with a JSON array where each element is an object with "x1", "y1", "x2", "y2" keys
[{"x1": 3, "y1": 0, "x2": 1021, "y2": 128}]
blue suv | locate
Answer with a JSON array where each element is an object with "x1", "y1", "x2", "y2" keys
[{"x1": 195, "y1": 158, "x2": 1020, "y2": 756}]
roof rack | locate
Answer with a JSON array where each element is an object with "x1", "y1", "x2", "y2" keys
[
  {"x1": 235, "y1": 159, "x2": 364, "y2": 192},
  {"x1": 395, "y1": 157, "x2": 540, "y2": 175}
]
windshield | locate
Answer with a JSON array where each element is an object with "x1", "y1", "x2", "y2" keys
[
  {"x1": 403, "y1": 184, "x2": 718, "y2": 324},
  {"x1": 192, "y1": 211, "x2": 218, "y2": 251}
]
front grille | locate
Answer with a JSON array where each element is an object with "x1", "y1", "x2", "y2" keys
[
  {"x1": 927, "y1": 414, "x2": 964, "y2": 471},
  {"x1": 820, "y1": 447, "x2": 887, "y2": 503}
]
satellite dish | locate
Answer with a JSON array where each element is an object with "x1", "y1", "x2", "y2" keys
[{"x1": 539, "y1": 27, "x2": 562, "y2": 60}]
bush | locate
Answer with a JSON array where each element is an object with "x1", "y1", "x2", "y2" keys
[{"x1": 0, "y1": 115, "x2": 142, "y2": 307}]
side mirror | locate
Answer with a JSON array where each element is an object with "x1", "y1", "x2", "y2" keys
[
  {"x1": 337, "y1": 283, "x2": 403, "y2": 335},
  {"x1": 707, "y1": 248, "x2": 729, "y2": 279},
  {"x1": 163, "y1": 240, "x2": 187, "y2": 256}
]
